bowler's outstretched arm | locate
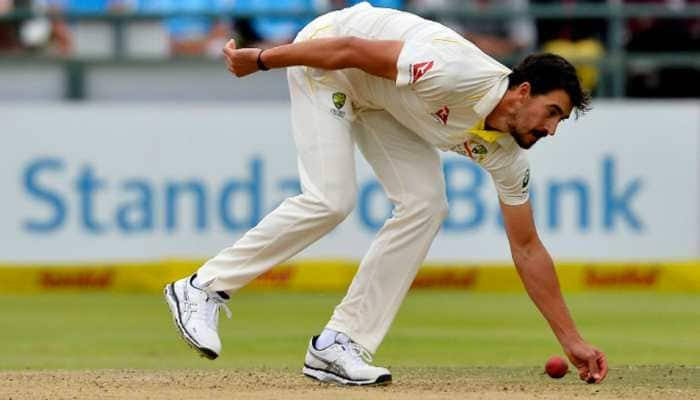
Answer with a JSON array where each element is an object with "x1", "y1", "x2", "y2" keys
[
  {"x1": 222, "y1": 38, "x2": 403, "y2": 80},
  {"x1": 500, "y1": 200, "x2": 608, "y2": 384}
]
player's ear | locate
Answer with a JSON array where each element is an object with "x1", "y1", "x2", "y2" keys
[{"x1": 517, "y1": 82, "x2": 531, "y2": 98}]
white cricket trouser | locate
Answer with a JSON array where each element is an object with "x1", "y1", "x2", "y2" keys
[{"x1": 196, "y1": 67, "x2": 448, "y2": 353}]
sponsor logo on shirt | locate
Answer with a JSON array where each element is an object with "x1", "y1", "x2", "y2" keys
[
  {"x1": 331, "y1": 92, "x2": 347, "y2": 118},
  {"x1": 432, "y1": 106, "x2": 450, "y2": 125},
  {"x1": 522, "y1": 168, "x2": 530, "y2": 193},
  {"x1": 463, "y1": 140, "x2": 488, "y2": 163},
  {"x1": 411, "y1": 61, "x2": 434, "y2": 84}
]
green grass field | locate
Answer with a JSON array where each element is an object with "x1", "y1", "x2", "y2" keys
[{"x1": 1, "y1": 291, "x2": 698, "y2": 370}]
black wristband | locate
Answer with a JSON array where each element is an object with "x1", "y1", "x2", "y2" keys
[{"x1": 256, "y1": 49, "x2": 269, "y2": 71}]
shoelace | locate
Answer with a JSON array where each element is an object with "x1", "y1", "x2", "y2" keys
[
  {"x1": 204, "y1": 295, "x2": 232, "y2": 329},
  {"x1": 336, "y1": 341, "x2": 374, "y2": 369},
  {"x1": 349, "y1": 342, "x2": 373, "y2": 364},
  {"x1": 183, "y1": 293, "x2": 232, "y2": 328}
]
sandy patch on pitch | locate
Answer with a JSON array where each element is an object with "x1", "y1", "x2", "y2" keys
[{"x1": 1, "y1": 367, "x2": 697, "y2": 400}]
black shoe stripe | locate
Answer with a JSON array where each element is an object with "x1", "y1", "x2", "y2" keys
[
  {"x1": 375, "y1": 374, "x2": 392, "y2": 384},
  {"x1": 303, "y1": 363, "x2": 391, "y2": 385},
  {"x1": 168, "y1": 284, "x2": 202, "y2": 347},
  {"x1": 167, "y1": 283, "x2": 217, "y2": 359}
]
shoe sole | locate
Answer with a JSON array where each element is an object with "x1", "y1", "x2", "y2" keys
[
  {"x1": 302, "y1": 365, "x2": 392, "y2": 386},
  {"x1": 164, "y1": 283, "x2": 219, "y2": 360}
]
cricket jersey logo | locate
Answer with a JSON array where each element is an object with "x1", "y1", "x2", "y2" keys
[
  {"x1": 332, "y1": 92, "x2": 346, "y2": 110},
  {"x1": 471, "y1": 143, "x2": 487, "y2": 156},
  {"x1": 522, "y1": 168, "x2": 530, "y2": 192},
  {"x1": 432, "y1": 106, "x2": 450, "y2": 125},
  {"x1": 462, "y1": 139, "x2": 488, "y2": 163},
  {"x1": 331, "y1": 92, "x2": 347, "y2": 118},
  {"x1": 470, "y1": 142, "x2": 488, "y2": 163},
  {"x1": 411, "y1": 61, "x2": 434, "y2": 84}
]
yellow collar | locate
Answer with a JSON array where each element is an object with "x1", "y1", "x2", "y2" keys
[{"x1": 467, "y1": 119, "x2": 505, "y2": 143}]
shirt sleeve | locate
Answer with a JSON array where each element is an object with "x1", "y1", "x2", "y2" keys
[
  {"x1": 395, "y1": 40, "x2": 457, "y2": 105},
  {"x1": 488, "y1": 148, "x2": 531, "y2": 206}
]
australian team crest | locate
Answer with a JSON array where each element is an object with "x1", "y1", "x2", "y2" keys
[
  {"x1": 471, "y1": 143, "x2": 487, "y2": 156},
  {"x1": 331, "y1": 92, "x2": 347, "y2": 118},
  {"x1": 468, "y1": 141, "x2": 488, "y2": 163},
  {"x1": 332, "y1": 92, "x2": 346, "y2": 109}
]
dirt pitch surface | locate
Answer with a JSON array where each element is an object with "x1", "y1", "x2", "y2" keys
[{"x1": 2, "y1": 366, "x2": 697, "y2": 400}]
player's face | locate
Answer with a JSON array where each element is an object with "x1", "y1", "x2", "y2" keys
[{"x1": 508, "y1": 88, "x2": 573, "y2": 149}]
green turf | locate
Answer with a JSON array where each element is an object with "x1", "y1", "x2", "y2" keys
[{"x1": 1, "y1": 291, "x2": 698, "y2": 370}]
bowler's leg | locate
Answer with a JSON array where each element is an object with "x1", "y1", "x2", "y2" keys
[
  {"x1": 165, "y1": 67, "x2": 358, "y2": 359},
  {"x1": 326, "y1": 110, "x2": 448, "y2": 354},
  {"x1": 196, "y1": 68, "x2": 358, "y2": 291}
]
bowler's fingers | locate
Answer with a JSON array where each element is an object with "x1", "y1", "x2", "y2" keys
[
  {"x1": 223, "y1": 57, "x2": 235, "y2": 75},
  {"x1": 594, "y1": 351, "x2": 608, "y2": 383},
  {"x1": 587, "y1": 353, "x2": 600, "y2": 383},
  {"x1": 223, "y1": 45, "x2": 235, "y2": 60},
  {"x1": 223, "y1": 38, "x2": 240, "y2": 60},
  {"x1": 222, "y1": 41, "x2": 237, "y2": 74},
  {"x1": 583, "y1": 350, "x2": 607, "y2": 384},
  {"x1": 578, "y1": 366, "x2": 590, "y2": 382}
]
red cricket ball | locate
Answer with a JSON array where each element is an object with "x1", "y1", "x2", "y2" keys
[{"x1": 545, "y1": 356, "x2": 569, "y2": 379}]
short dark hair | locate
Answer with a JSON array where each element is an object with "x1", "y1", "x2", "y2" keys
[{"x1": 508, "y1": 53, "x2": 591, "y2": 117}]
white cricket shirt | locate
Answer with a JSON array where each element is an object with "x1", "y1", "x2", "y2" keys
[{"x1": 295, "y1": 2, "x2": 530, "y2": 205}]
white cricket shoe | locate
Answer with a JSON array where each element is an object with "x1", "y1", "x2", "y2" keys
[
  {"x1": 164, "y1": 275, "x2": 231, "y2": 360},
  {"x1": 303, "y1": 333, "x2": 392, "y2": 386}
]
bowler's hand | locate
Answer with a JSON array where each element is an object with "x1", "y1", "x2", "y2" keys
[
  {"x1": 223, "y1": 39, "x2": 263, "y2": 77},
  {"x1": 563, "y1": 340, "x2": 608, "y2": 384}
]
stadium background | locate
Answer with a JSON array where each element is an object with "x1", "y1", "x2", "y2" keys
[{"x1": 0, "y1": 1, "x2": 698, "y2": 399}]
